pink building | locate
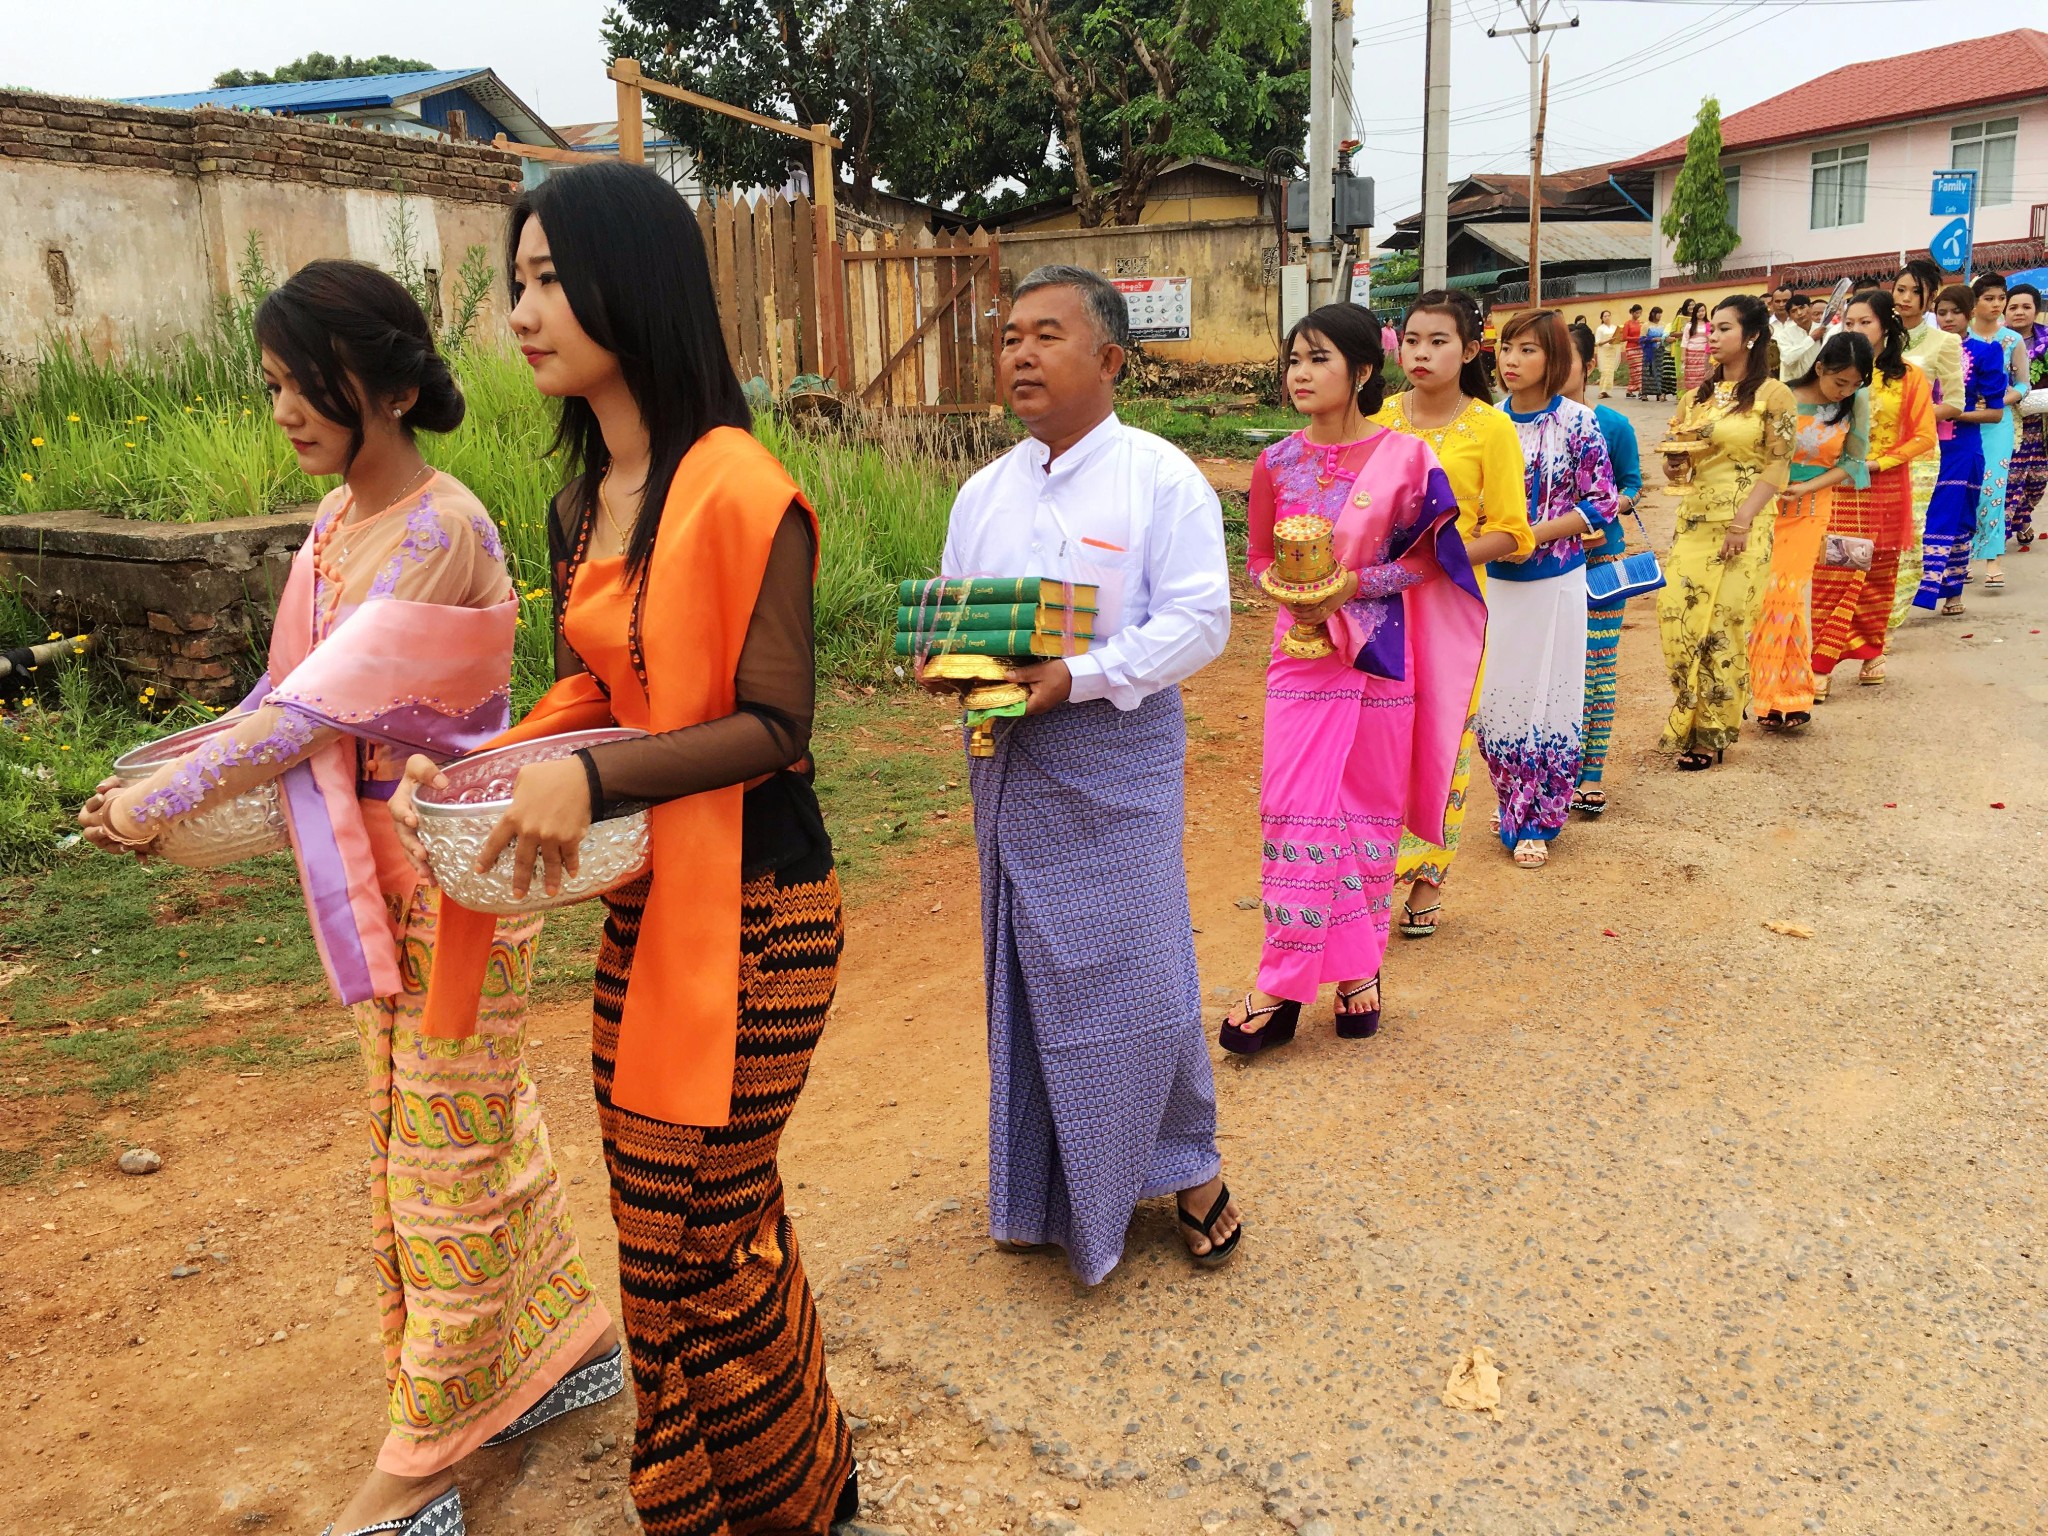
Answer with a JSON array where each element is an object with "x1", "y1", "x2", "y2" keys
[{"x1": 1622, "y1": 29, "x2": 2048, "y2": 287}]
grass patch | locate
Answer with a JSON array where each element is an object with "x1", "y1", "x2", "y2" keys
[
  {"x1": 1117, "y1": 394, "x2": 1300, "y2": 458},
  {"x1": 812, "y1": 689, "x2": 971, "y2": 895}
]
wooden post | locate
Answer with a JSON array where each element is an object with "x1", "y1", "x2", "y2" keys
[
  {"x1": 614, "y1": 58, "x2": 645, "y2": 165},
  {"x1": 810, "y1": 128, "x2": 844, "y2": 384},
  {"x1": 1528, "y1": 53, "x2": 1549, "y2": 306}
]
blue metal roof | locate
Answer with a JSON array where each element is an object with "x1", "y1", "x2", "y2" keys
[{"x1": 125, "y1": 68, "x2": 487, "y2": 115}]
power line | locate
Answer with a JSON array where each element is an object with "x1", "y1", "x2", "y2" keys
[{"x1": 1356, "y1": 0, "x2": 1754, "y2": 126}]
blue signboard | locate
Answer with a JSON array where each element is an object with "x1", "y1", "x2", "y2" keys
[
  {"x1": 1930, "y1": 170, "x2": 1976, "y2": 218},
  {"x1": 1931, "y1": 216, "x2": 1973, "y2": 274}
]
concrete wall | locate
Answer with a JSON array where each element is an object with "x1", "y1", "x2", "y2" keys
[
  {"x1": 997, "y1": 218, "x2": 1279, "y2": 365},
  {"x1": 0, "y1": 89, "x2": 524, "y2": 368},
  {"x1": 1648, "y1": 99, "x2": 2048, "y2": 283}
]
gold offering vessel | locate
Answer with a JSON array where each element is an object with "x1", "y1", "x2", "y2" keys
[
  {"x1": 1654, "y1": 419, "x2": 1710, "y2": 492},
  {"x1": 1258, "y1": 513, "x2": 1358, "y2": 660},
  {"x1": 921, "y1": 653, "x2": 1029, "y2": 758}
]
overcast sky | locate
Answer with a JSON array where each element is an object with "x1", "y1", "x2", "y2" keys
[{"x1": 2, "y1": 0, "x2": 2021, "y2": 226}]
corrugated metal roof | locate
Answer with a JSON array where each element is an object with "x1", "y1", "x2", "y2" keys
[
  {"x1": 556, "y1": 120, "x2": 684, "y2": 152},
  {"x1": 1464, "y1": 221, "x2": 1653, "y2": 265},
  {"x1": 123, "y1": 68, "x2": 567, "y2": 148},
  {"x1": 1619, "y1": 29, "x2": 2048, "y2": 170},
  {"x1": 126, "y1": 69, "x2": 486, "y2": 114}
]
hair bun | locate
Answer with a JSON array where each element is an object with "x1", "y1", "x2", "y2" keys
[
  {"x1": 405, "y1": 353, "x2": 466, "y2": 435},
  {"x1": 1356, "y1": 369, "x2": 1388, "y2": 418}
]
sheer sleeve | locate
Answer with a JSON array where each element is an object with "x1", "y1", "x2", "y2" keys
[
  {"x1": 112, "y1": 702, "x2": 337, "y2": 837},
  {"x1": 576, "y1": 504, "x2": 815, "y2": 808},
  {"x1": 1757, "y1": 382, "x2": 1797, "y2": 493},
  {"x1": 547, "y1": 486, "x2": 590, "y2": 683},
  {"x1": 1839, "y1": 390, "x2": 1872, "y2": 490}
]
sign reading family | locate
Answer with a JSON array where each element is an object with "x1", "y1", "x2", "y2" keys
[
  {"x1": 1929, "y1": 169, "x2": 1978, "y2": 276},
  {"x1": 1929, "y1": 169, "x2": 1977, "y2": 218},
  {"x1": 1112, "y1": 276, "x2": 1193, "y2": 342}
]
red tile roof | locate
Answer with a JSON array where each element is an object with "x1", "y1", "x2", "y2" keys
[{"x1": 1618, "y1": 29, "x2": 2048, "y2": 170}]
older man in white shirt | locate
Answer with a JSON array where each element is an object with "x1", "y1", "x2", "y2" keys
[{"x1": 938, "y1": 264, "x2": 1240, "y2": 1284}]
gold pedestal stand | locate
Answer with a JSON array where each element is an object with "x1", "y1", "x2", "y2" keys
[
  {"x1": 921, "y1": 653, "x2": 1028, "y2": 757},
  {"x1": 1258, "y1": 512, "x2": 1358, "y2": 659},
  {"x1": 1654, "y1": 427, "x2": 1709, "y2": 496}
]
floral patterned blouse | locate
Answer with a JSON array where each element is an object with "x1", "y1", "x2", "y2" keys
[
  {"x1": 1493, "y1": 394, "x2": 1619, "y2": 582},
  {"x1": 1666, "y1": 378, "x2": 1797, "y2": 525}
]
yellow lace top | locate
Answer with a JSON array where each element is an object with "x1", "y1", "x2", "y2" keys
[
  {"x1": 1371, "y1": 393, "x2": 1536, "y2": 558},
  {"x1": 1666, "y1": 378, "x2": 1796, "y2": 524}
]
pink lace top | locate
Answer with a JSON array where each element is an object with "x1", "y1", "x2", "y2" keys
[{"x1": 116, "y1": 474, "x2": 513, "y2": 833}]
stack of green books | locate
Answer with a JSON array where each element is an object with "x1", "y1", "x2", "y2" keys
[{"x1": 893, "y1": 577, "x2": 1099, "y2": 658}]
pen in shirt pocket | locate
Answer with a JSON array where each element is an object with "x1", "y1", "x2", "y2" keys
[{"x1": 1079, "y1": 536, "x2": 1128, "y2": 553}]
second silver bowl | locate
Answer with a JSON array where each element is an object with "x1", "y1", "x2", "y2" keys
[{"x1": 414, "y1": 728, "x2": 652, "y2": 915}]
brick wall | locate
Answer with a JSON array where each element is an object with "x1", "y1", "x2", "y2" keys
[
  {"x1": 0, "y1": 508, "x2": 318, "y2": 705},
  {"x1": 0, "y1": 89, "x2": 523, "y2": 204}
]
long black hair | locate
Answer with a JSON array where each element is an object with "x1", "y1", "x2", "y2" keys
[
  {"x1": 1789, "y1": 331, "x2": 1873, "y2": 423},
  {"x1": 1403, "y1": 289, "x2": 1492, "y2": 401},
  {"x1": 1846, "y1": 288, "x2": 1907, "y2": 382},
  {"x1": 1698, "y1": 294, "x2": 1773, "y2": 414},
  {"x1": 1284, "y1": 302, "x2": 1389, "y2": 417},
  {"x1": 254, "y1": 259, "x2": 464, "y2": 468},
  {"x1": 508, "y1": 162, "x2": 750, "y2": 578}
]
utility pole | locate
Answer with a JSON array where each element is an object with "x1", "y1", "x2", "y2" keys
[
  {"x1": 1529, "y1": 54, "x2": 1549, "y2": 303},
  {"x1": 1488, "y1": 0, "x2": 1577, "y2": 307},
  {"x1": 1420, "y1": 0, "x2": 1452, "y2": 294},
  {"x1": 1307, "y1": 0, "x2": 1337, "y2": 306}
]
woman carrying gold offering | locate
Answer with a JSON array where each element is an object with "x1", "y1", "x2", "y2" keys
[{"x1": 1221, "y1": 304, "x2": 1485, "y2": 1054}]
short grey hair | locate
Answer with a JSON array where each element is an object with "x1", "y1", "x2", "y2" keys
[{"x1": 1013, "y1": 264, "x2": 1132, "y2": 353}]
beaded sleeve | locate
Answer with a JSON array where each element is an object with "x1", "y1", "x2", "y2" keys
[{"x1": 128, "y1": 705, "x2": 328, "y2": 826}]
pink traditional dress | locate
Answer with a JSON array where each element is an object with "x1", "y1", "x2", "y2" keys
[
  {"x1": 1247, "y1": 430, "x2": 1485, "y2": 1002},
  {"x1": 117, "y1": 473, "x2": 611, "y2": 1473}
]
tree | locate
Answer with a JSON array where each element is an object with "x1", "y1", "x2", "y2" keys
[
  {"x1": 1008, "y1": 0, "x2": 1308, "y2": 226},
  {"x1": 212, "y1": 53, "x2": 433, "y2": 88},
  {"x1": 867, "y1": 0, "x2": 1061, "y2": 219},
  {"x1": 1661, "y1": 96, "x2": 1739, "y2": 278},
  {"x1": 603, "y1": 0, "x2": 924, "y2": 202}
]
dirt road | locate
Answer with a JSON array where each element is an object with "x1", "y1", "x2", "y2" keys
[{"x1": 5, "y1": 401, "x2": 2045, "y2": 1534}]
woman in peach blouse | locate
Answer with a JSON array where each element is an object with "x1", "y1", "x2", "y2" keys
[{"x1": 79, "y1": 262, "x2": 618, "y2": 1536}]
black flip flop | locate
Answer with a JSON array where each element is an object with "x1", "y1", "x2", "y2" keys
[{"x1": 1178, "y1": 1184, "x2": 1242, "y2": 1269}]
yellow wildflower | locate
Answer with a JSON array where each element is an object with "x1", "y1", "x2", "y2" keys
[
  {"x1": 59, "y1": 744, "x2": 71, "y2": 751},
  {"x1": 133, "y1": 414, "x2": 148, "y2": 423},
  {"x1": 66, "y1": 413, "x2": 80, "y2": 423},
  {"x1": 46, "y1": 631, "x2": 61, "y2": 641},
  {"x1": 184, "y1": 406, "x2": 194, "y2": 414},
  {"x1": 30, "y1": 436, "x2": 44, "y2": 447},
  {"x1": 19, "y1": 472, "x2": 32, "y2": 484},
  {"x1": 124, "y1": 441, "x2": 136, "y2": 449}
]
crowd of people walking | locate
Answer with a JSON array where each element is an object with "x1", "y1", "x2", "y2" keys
[{"x1": 67, "y1": 152, "x2": 2048, "y2": 1536}]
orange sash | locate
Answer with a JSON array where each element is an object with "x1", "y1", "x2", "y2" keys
[{"x1": 422, "y1": 427, "x2": 811, "y2": 1126}]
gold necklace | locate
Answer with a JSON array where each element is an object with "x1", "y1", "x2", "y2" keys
[{"x1": 597, "y1": 466, "x2": 638, "y2": 552}]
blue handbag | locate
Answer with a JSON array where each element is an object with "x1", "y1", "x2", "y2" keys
[{"x1": 1585, "y1": 508, "x2": 1665, "y2": 604}]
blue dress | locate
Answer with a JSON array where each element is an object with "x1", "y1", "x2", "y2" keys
[
  {"x1": 1972, "y1": 326, "x2": 2021, "y2": 561},
  {"x1": 1915, "y1": 332, "x2": 2001, "y2": 606}
]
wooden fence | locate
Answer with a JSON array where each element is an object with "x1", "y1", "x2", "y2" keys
[
  {"x1": 689, "y1": 192, "x2": 1004, "y2": 410},
  {"x1": 839, "y1": 228, "x2": 1004, "y2": 411},
  {"x1": 694, "y1": 191, "x2": 824, "y2": 391}
]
